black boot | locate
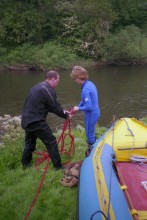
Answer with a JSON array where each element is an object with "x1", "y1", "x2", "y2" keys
[
  {"x1": 22, "y1": 150, "x2": 33, "y2": 168},
  {"x1": 85, "y1": 143, "x2": 93, "y2": 157},
  {"x1": 85, "y1": 138, "x2": 97, "y2": 157}
]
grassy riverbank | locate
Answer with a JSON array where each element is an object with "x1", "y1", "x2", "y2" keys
[
  {"x1": 0, "y1": 36, "x2": 147, "y2": 72},
  {"x1": 0, "y1": 121, "x2": 106, "y2": 220},
  {"x1": 0, "y1": 42, "x2": 95, "y2": 71},
  {"x1": 0, "y1": 117, "x2": 146, "y2": 220}
]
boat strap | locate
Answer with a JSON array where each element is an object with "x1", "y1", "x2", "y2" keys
[
  {"x1": 131, "y1": 209, "x2": 138, "y2": 216},
  {"x1": 130, "y1": 155, "x2": 147, "y2": 163},
  {"x1": 120, "y1": 185, "x2": 127, "y2": 190}
]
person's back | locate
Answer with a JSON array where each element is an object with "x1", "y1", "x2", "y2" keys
[{"x1": 21, "y1": 82, "x2": 53, "y2": 129}]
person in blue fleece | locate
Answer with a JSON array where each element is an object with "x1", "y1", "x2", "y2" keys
[{"x1": 70, "y1": 66, "x2": 100, "y2": 156}]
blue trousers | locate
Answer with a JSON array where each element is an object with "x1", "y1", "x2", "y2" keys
[{"x1": 84, "y1": 110, "x2": 99, "y2": 145}]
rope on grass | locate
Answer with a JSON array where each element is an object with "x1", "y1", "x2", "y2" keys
[{"x1": 24, "y1": 117, "x2": 75, "y2": 220}]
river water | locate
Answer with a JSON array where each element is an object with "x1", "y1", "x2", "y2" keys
[{"x1": 0, "y1": 65, "x2": 147, "y2": 130}]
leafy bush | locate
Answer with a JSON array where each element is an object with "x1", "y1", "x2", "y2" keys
[
  {"x1": 104, "y1": 25, "x2": 147, "y2": 61},
  {"x1": 1, "y1": 42, "x2": 79, "y2": 68},
  {"x1": 32, "y1": 42, "x2": 78, "y2": 69}
]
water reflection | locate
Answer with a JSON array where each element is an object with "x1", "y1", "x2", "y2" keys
[{"x1": 0, "y1": 66, "x2": 147, "y2": 130}]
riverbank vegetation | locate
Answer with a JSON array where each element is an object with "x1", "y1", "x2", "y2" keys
[
  {"x1": 0, "y1": 116, "x2": 146, "y2": 219},
  {"x1": 0, "y1": 0, "x2": 147, "y2": 70}
]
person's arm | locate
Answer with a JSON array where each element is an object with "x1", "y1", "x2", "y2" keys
[
  {"x1": 75, "y1": 90, "x2": 92, "y2": 111},
  {"x1": 78, "y1": 101, "x2": 84, "y2": 107},
  {"x1": 41, "y1": 85, "x2": 68, "y2": 119},
  {"x1": 50, "y1": 95, "x2": 69, "y2": 119}
]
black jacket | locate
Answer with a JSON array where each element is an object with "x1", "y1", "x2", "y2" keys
[{"x1": 21, "y1": 80, "x2": 68, "y2": 129}]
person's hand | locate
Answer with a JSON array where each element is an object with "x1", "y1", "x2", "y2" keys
[
  {"x1": 65, "y1": 110, "x2": 70, "y2": 114},
  {"x1": 64, "y1": 110, "x2": 74, "y2": 120},
  {"x1": 73, "y1": 106, "x2": 79, "y2": 111}
]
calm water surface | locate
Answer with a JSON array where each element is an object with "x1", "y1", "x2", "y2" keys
[{"x1": 0, "y1": 66, "x2": 147, "y2": 129}]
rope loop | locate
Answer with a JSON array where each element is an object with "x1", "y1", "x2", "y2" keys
[{"x1": 34, "y1": 118, "x2": 75, "y2": 171}]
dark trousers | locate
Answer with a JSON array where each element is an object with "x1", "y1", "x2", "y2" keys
[{"x1": 22, "y1": 122, "x2": 62, "y2": 169}]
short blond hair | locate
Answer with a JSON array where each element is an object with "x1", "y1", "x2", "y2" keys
[{"x1": 70, "y1": 66, "x2": 88, "y2": 80}]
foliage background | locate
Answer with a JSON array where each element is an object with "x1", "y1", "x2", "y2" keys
[{"x1": 0, "y1": 0, "x2": 147, "y2": 67}]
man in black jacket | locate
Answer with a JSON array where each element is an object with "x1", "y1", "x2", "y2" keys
[{"x1": 21, "y1": 70, "x2": 71, "y2": 170}]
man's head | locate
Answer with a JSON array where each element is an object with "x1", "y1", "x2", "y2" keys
[
  {"x1": 45, "y1": 70, "x2": 59, "y2": 88},
  {"x1": 70, "y1": 66, "x2": 88, "y2": 85}
]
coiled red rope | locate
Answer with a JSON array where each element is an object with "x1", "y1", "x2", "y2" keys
[
  {"x1": 24, "y1": 114, "x2": 75, "y2": 220},
  {"x1": 34, "y1": 119, "x2": 75, "y2": 171}
]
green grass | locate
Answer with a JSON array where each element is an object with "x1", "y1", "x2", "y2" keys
[
  {"x1": 0, "y1": 124, "x2": 106, "y2": 220},
  {"x1": 0, "y1": 117, "x2": 146, "y2": 220}
]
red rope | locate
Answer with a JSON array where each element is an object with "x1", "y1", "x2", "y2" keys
[
  {"x1": 24, "y1": 161, "x2": 49, "y2": 220},
  {"x1": 58, "y1": 119, "x2": 75, "y2": 157},
  {"x1": 24, "y1": 116, "x2": 75, "y2": 220},
  {"x1": 34, "y1": 119, "x2": 74, "y2": 170}
]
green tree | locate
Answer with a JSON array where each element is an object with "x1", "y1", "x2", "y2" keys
[
  {"x1": 110, "y1": 0, "x2": 147, "y2": 31},
  {"x1": 0, "y1": 0, "x2": 146, "y2": 62},
  {"x1": 0, "y1": 0, "x2": 60, "y2": 46},
  {"x1": 56, "y1": 0, "x2": 115, "y2": 58}
]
